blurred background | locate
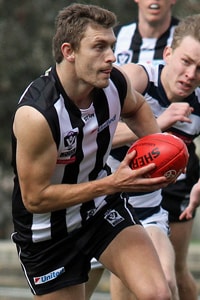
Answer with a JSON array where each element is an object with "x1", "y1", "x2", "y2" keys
[{"x1": 0, "y1": 0, "x2": 199, "y2": 239}]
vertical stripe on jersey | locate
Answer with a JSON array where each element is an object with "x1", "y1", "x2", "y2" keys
[
  {"x1": 129, "y1": 26, "x2": 142, "y2": 63},
  {"x1": 62, "y1": 107, "x2": 84, "y2": 184},
  {"x1": 154, "y1": 17, "x2": 179, "y2": 60},
  {"x1": 31, "y1": 213, "x2": 50, "y2": 242},
  {"x1": 154, "y1": 26, "x2": 175, "y2": 60},
  {"x1": 50, "y1": 210, "x2": 68, "y2": 239},
  {"x1": 110, "y1": 68, "x2": 127, "y2": 108},
  {"x1": 55, "y1": 96, "x2": 85, "y2": 234},
  {"x1": 89, "y1": 88, "x2": 111, "y2": 180}
]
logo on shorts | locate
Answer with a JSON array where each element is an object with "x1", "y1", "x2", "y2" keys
[
  {"x1": 86, "y1": 208, "x2": 97, "y2": 219},
  {"x1": 104, "y1": 209, "x2": 124, "y2": 227},
  {"x1": 34, "y1": 267, "x2": 65, "y2": 285}
]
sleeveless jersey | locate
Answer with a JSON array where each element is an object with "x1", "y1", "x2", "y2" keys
[
  {"x1": 11, "y1": 66, "x2": 127, "y2": 243},
  {"x1": 114, "y1": 17, "x2": 179, "y2": 66}
]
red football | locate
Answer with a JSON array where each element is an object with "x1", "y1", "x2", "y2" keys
[{"x1": 128, "y1": 133, "x2": 189, "y2": 179}]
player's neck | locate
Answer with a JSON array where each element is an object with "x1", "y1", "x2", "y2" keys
[
  {"x1": 138, "y1": 15, "x2": 172, "y2": 38},
  {"x1": 56, "y1": 65, "x2": 94, "y2": 109}
]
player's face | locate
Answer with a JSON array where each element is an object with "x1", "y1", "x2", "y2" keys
[
  {"x1": 134, "y1": 0, "x2": 176, "y2": 24},
  {"x1": 74, "y1": 25, "x2": 116, "y2": 89},
  {"x1": 163, "y1": 36, "x2": 200, "y2": 100}
]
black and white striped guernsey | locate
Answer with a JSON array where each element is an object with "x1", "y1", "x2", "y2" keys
[
  {"x1": 11, "y1": 66, "x2": 127, "y2": 243},
  {"x1": 114, "y1": 17, "x2": 179, "y2": 66}
]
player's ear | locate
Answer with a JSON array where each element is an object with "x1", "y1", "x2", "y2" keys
[
  {"x1": 61, "y1": 43, "x2": 75, "y2": 62},
  {"x1": 163, "y1": 46, "x2": 172, "y2": 64}
]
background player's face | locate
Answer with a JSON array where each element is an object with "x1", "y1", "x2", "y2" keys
[
  {"x1": 163, "y1": 36, "x2": 200, "y2": 100},
  {"x1": 134, "y1": 0, "x2": 176, "y2": 25}
]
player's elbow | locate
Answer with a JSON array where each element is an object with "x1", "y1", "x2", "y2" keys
[{"x1": 22, "y1": 192, "x2": 45, "y2": 214}]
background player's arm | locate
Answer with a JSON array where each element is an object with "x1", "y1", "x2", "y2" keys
[
  {"x1": 113, "y1": 64, "x2": 193, "y2": 148},
  {"x1": 179, "y1": 178, "x2": 200, "y2": 220}
]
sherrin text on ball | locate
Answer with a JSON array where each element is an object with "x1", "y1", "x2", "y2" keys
[{"x1": 128, "y1": 133, "x2": 189, "y2": 180}]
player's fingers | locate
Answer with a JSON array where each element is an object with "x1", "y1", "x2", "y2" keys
[
  {"x1": 133, "y1": 163, "x2": 169, "y2": 183},
  {"x1": 124, "y1": 149, "x2": 137, "y2": 165},
  {"x1": 134, "y1": 162, "x2": 156, "y2": 175},
  {"x1": 179, "y1": 209, "x2": 192, "y2": 220},
  {"x1": 179, "y1": 212, "x2": 186, "y2": 220}
]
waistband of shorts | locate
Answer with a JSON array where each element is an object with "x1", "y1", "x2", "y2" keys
[{"x1": 134, "y1": 206, "x2": 160, "y2": 220}]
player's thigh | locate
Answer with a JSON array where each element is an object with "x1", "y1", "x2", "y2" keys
[
  {"x1": 99, "y1": 224, "x2": 165, "y2": 286},
  {"x1": 34, "y1": 284, "x2": 84, "y2": 300},
  {"x1": 85, "y1": 267, "x2": 104, "y2": 300},
  {"x1": 145, "y1": 226, "x2": 175, "y2": 275},
  {"x1": 169, "y1": 220, "x2": 194, "y2": 267}
]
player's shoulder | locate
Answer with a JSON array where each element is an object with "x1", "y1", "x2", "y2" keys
[
  {"x1": 110, "y1": 66, "x2": 128, "y2": 97},
  {"x1": 111, "y1": 66, "x2": 126, "y2": 82},
  {"x1": 18, "y1": 67, "x2": 59, "y2": 111},
  {"x1": 139, "y1": 63, "x2": 161, "y2": 81},
  {"x1": 114, "y1": 20, "x2": 138, "y2": 36},
  {"x1": 171, "y1": 16, "x2": 180, "y2": 26}
]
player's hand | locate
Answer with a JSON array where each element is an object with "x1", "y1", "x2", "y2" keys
[
  {"x1": 179, "y1": 204, "x2": 195, "y2": 220},
  {"x1": 158, "y1": 102, "x2": 193, "y2": 131},
  {"x1": 112, "y1": 150, "x2": 172, "y2": 193},
  {"x1": 180, "y1": 180, "x2": 200, "y2": 220}
]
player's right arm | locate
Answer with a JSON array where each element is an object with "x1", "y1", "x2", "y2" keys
[{"x1": 14, "y1": 106, "x2": 169, "y2": 214}]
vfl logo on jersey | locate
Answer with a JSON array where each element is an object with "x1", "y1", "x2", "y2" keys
[
  {"x1": 34, "y1": 267, "x2": 65, "y2": 285},
  {"x1": 64, "y1": 131, "x2": 77, "y2": 149},
  {"x1": 57, "y1": 130, "x2": 78, "y2": 165},
  {"x1": 116, "y1": 50, "x2": 133, "y2": 66},
  {"x1": 104, "y1": 209, "x2": 124, "y2": 227}
]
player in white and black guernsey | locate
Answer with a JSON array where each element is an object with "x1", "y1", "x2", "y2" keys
[
  {"x1": 88, "y1": 2, "x2": 180, "y2": 299},
  {"x1": 11, "y1": 4, "x2": 173, "y2": 300},
  {"x1": 127, "y1": 63, "x2": 200, "y2": 217},
  {"x1": 113, "y1": 14, "x2": 200, "y2": 300},
  {"x1": 111, "y1": 1, "x2": 180, "y2": 223},
  {"x1": 114, "y1": 9, "x2": 179, "y2": 66}
]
